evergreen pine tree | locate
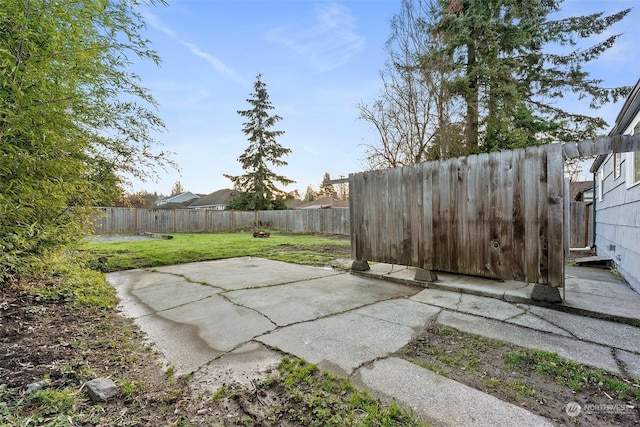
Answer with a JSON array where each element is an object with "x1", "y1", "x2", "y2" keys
[
  {"x1": 224, "y1": 74, "x2": 294, "y2": 210},
  {"x1": 434, "y1": 0, "x2": 630, "y2": 150}
]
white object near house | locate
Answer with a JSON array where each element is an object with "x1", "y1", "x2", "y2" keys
[{"x1": 590, "y1": 78, "x2": 640, "y2": 292}]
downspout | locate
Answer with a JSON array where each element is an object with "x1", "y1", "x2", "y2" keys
[{"x1": 591, "y1": 170, "x2": 597, "y2": 251}]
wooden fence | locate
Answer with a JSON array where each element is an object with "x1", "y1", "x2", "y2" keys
[
  {"x1": 92, "y1": 207, "x2": 350, "y2": 235},
  {"x1": 350, "y1": 144, "x2": 566, "y2": 287},
  {"x1": 569, "y1": 201, "x2": 592, "y2": 248}
]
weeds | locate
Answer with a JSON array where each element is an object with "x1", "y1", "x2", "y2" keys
[
  {"x1": 265, "y1": 356, "x2": 429, "y2": 426},
  {"x1": 505, "y1": 349, "x2": 640, "y2": 399}
]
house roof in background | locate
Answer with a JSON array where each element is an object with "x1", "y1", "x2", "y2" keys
[
  {"x1": 161, "y1": 191, "x2": 200, "y2": 204},
  {"x1": 189, "y1": 189, "x2": 240, "y2": 207},
  {"x1": 297, "y1": 194, "x2": 349, "y2": 209},
  {"x1": 569, "y1": 181, "x2": 593, "y2": 201}
]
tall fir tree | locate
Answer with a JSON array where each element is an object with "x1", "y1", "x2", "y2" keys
[
  {"x1": 224, "y1": 74, "x2": 294, "y2": 210},
  {"x1": 433, "y1": 0, "x2": 630, "y2": 151}
]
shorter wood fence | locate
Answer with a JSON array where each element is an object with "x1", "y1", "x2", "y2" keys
[
  {"x1": 92, "y1": 207, "x2": 350, "y2": 235},
  {"x1": 569, "y1": 201, "x2": 593, "y2": 248}
]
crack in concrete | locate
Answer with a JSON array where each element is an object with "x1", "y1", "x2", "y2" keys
[
  {"x1": 610, "y1": 348, "x2": 630, "y2": 378},
  {"x1": 153, "y1": 267, "x2": 346, "y2": 292},
  {"x1": 259, "y1": 294, "x2": 416, "y2": 331},
  {"x1": 136, "y1": 293, "x2": 218, "y2": 318},
  {"x1": 216, "y1": 292, "x2": 279, "y2": 329},
  {"x1": 454, "y1": 292, "x2": 464, "y2": 311},
  {"x1": 503, "y1": 311, "x2": 526, "y2": 322},
  {"x1": 145, "y1": 269, "x2": 226, "y2": 290},
  {"x1": 523, "y1": 308, "x2": 578, "y2": 339}
]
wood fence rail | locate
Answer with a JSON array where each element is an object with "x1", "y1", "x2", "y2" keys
[{"x1": 93, "y1": 208, "x2": 350, "y2": 235}]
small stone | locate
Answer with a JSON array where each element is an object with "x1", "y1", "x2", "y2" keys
[
  {"x1": 25, "y1": 382, "x2": 43, "y2": 394},
  {"x1": 85, "y1": 378, "x2": 119, "y2": 402},
  {"x1": 197, "y1": 409, "x2": 208, "y2": 415},
  {"x1": 351, "y1": 260, "x2": 370, "y2": 271}
]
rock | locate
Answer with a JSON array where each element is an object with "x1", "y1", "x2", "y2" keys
[
  {"x1": 25, "y1": 382, "x2": 43, "y2": 394},
  {"x1": 531, "y1": 284, "x2": 562, "y2": 303},
  {"x1": 414, "y1": 269, "x2": 438, "y2": 282},
  {"x1": 351, "y1": 260, "x2": 370, "y2": 271},
  {"x1": 85, "y1": 378, "x2": 119, "y2": 402}
]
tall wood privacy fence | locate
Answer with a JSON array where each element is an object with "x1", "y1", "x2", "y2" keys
[
  {"x1": 350, "y1": 144, "x2": 566, "y2": 287},
  {"x1": 569, "y1": 201, "x2": 592, "y2": 248},
  {"x1": 93, "y1": 207, "x2": 350, "y2": 235}
]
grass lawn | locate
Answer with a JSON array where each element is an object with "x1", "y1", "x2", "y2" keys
[{"x1": 82, "y1": 231, "x2": 351, "y2": 272}]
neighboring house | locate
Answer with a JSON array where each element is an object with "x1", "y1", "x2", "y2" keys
[
  {"x1": 155, "y1": 192, "x2": 200, "y2": 207},
  {"x1": 297, "y1": 193, "x2": 349, "y2": 209},
  {"x1": 590, "y1": 78, "x2": 640, "y2": 292},
  {"x1": 569, "y1": 181, "x2": 594, "y2": 203},
  {"x1": 188, "y1": 189, "x2": 241, "y2": 210}
]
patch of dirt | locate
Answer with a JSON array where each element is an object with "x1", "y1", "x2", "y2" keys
[
  {"x1": 397, "y1": 322, "x2": 640, "y2": 426},
  {"x1": 0, "y1": 280, "x2": 398, "y2": 426},
  {"x1": 1, "y1": 283, "x2": 201, "y2": 425}
]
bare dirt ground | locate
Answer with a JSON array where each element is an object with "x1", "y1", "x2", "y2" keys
[{"x1": 2, "y1": 249, "x2": 638, "y2": 426}]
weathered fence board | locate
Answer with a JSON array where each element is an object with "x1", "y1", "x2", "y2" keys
[
  {"x1": 349, "y1": 144, "x2": 566, "y2": 287},
  {"x1": 93, "y1": 208, "x2": 350, "y2": 235}
]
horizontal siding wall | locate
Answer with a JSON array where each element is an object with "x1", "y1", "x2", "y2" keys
[
  {"x1": 350, "y1": 144, "x2": 566, "y2": 287},
  {"x1": 594, "y1": 154, "x2": 640, "y2": 291},
  {"x1": 93, "y1": 208, "x2": 350, "y2": 235}
]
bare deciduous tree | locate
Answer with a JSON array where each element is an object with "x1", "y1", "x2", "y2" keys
[{"x1": 358, "y1": 0, "x2": 465, "y2": 170}]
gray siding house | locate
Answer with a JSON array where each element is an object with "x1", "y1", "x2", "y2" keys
[{"x1": 590, "y1": 79, "x2": 640, "y2": 292}]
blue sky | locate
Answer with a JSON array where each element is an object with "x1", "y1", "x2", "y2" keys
[{"x1": 129, "y1": 0, "x2": 640, "y2": 196}]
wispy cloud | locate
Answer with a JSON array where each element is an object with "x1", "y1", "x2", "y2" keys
[
  {"x1": 267, "y1": 3, "x2": 365, "y2": 73},
  {"x1": 144, "y1": 10, "x2": 245, "y2": 84}
]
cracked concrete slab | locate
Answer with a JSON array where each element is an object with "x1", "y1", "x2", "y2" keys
[
  {"x1": 189, "y1": 342, "x2": 282, "y2": 395},
  {"x1": 107, "y1": 270, "x2": 200, "y2": 317},
  {"x1": 410, "y1": 288, "x2": 462, "y2": 310},
  {"x1": 351, "y1": 299, "x2": 441, "y2": 329},
  {"x1": 457, "y1": 293, "x2": 525, "y2": 320},
  {"x1": 226, "y1": 274, "x2": 421, "y2": 326},
  {"x1": 524, "y1": 305, "x2": 640, "y2": 353},
  {"x1": 505, "y1": 312, "x2": 573, "y2": 337},
  {"x1": 131, "y1": 282, "x2": 222, "y2": 313},
  {"x1": 617, "y1": 350, "x2": 640, "y2": 379},
  {"x1": 257, "y1": 301, "x2": 439, "y2": 376},
  {"x1": 353, "y1": 357, "x2": 554, "y2": 427},
  {"x1": 154, "y1": 257, "x2": 338, "y2": 290},
  {"x1": 437, "y1": 310, "x2": 621, "y2": 374},
  {"x1": 158, "y1": 295, "x2": 276, "y2": 353},
  {"x1": 133, "y1": 312, "x2": 219, "y2": 375}
]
